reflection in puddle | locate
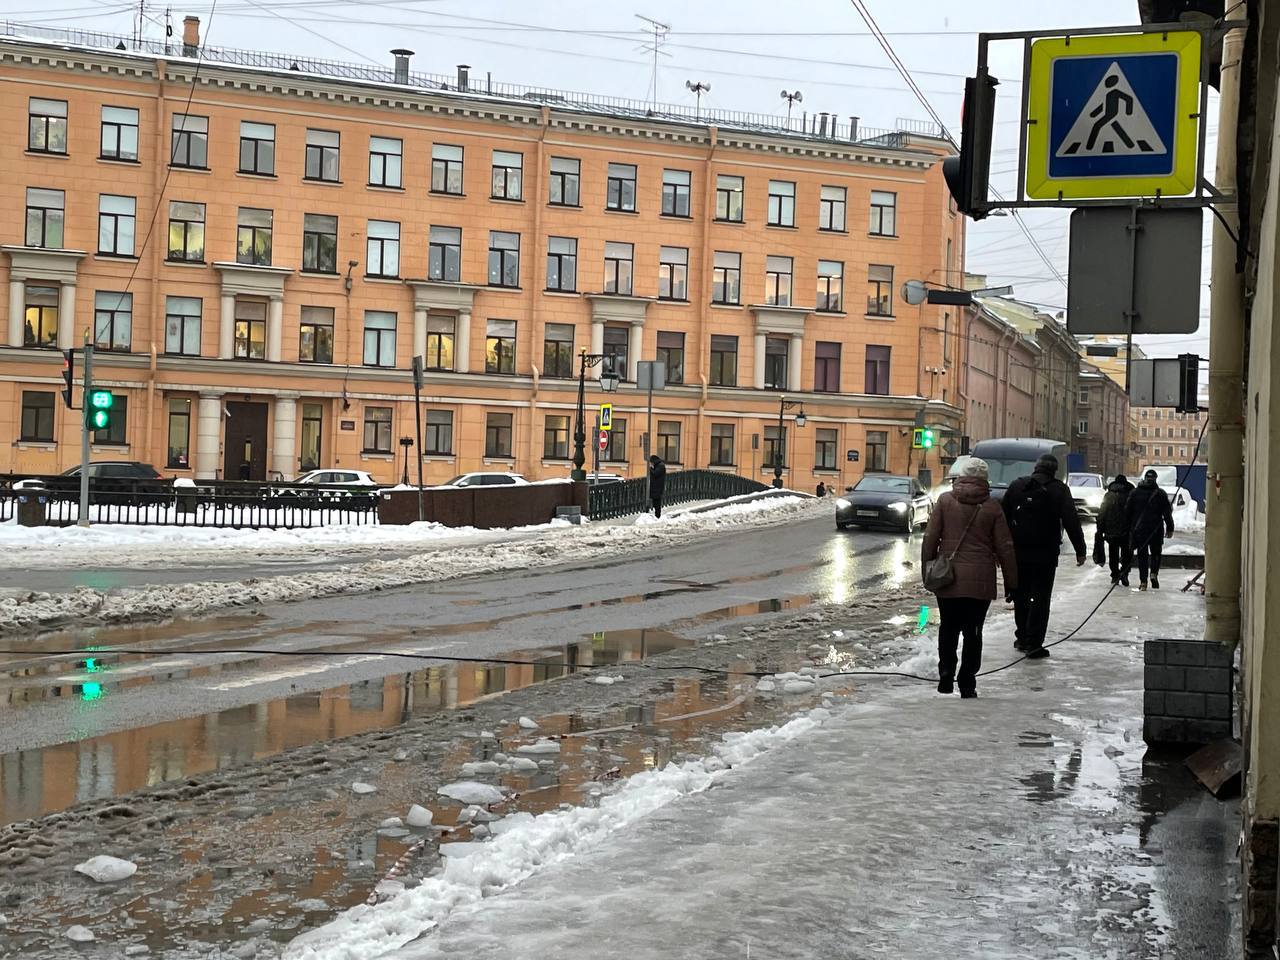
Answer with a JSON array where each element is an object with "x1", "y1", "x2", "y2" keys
[{"x1": 0, "y1": 629, "x2": 696, "y2": 827}]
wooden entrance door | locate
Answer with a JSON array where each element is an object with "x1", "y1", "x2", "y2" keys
[{"x1": 224, "y1": 401, "x2": 268, "y2": 480}]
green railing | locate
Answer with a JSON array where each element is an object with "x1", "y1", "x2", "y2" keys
[{"x1": 587, "y1": 469, "x2": 770, "y2": 520}]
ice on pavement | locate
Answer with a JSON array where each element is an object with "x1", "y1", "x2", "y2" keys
[
  {"x1": 351, "y1": 782, "x2": 378, "y2": 795},
  {"x1": 65, "y1": 925, "x2": 95, "y2": 942},
  {"x1": 284, "y1": 708, "x2": 831, "y2": 960},
  {"x1": 514, "y1": 739, "x2": 561, "y2": 755},
  {"x1": 0, "y1": 495, "x2": 823, "y2": 633},
  {"x1": 73, "y1": 854, "x2": 137, "y2": 883},
  {"x1": 510, "y1": 757, "x2": 539, "y2": 773},
  {"x1": 518, "y1": 716, "x2": 539, "y2": 729},
  {"x1": 437, "y1": 782, "x2": 505, "y2": 806},
  {"x1": 406, "y1": 805, "x2": 434, "y2": 828}
]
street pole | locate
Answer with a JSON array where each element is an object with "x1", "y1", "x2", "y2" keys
[
  {"x1": 78, "y1": 342, "x2": 93, "y2": 528},
  {"x1": 646, "y1": 372, "x2": 654, "y2": 485},
  {"x1": 412, "y1": 356, "x2": 425, "y2": 522},
  {"x1": 572, "y1": 351, "x2": 588, "y2": 482},
  {"x1": 1204, "y1": 7, "x2": 1246, "y2": 647},
  {"x1": 592, "y1": 413, "x2": 600, "y2": 483},
  {"x1": 773, "y1": 397, "x2": 786, "y2": 489}
]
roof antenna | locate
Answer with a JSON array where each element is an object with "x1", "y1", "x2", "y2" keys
[{"x1": 635, "y1": 14, "x2": 670, "y2": 109}]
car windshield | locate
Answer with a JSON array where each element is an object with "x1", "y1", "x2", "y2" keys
[
  {"x1": 1143, "y1": 466, "x2": 1178, "y2": 488},
  {"x1": 446, "y1": 475, "x2": 469, "y2": 485},
  {"x1": 1068, "y1": 474, "x2": 1101, "y2": 487},
  {"x1": 983, "y1": 458, "x2": 1039, "y2": 486},
  {"x1": 855, "y1": 476, "x2": 911, "y2": 494}
]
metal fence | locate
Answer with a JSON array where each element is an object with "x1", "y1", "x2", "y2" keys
[
  {"x1": 0, "y1": 478, "x2": 381, "y2": 529},
  {"x1": 587, "y1": 469, "x2": 769, "y2": 521}
]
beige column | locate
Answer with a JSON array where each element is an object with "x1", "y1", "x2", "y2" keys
[
  {"x1": 628, "y1": 321, "x2": 644, "y2": 383},
  {"x1": 266, "y1": 295, "x2": 283, "y2": 363},
  {"x1": 590, "y1": 320, "x2": 604, "y2": 380},
  {"x1": 753, "y1": 332, "x2": 767, "y2": 389},
  {"x1": 456, "y1": 309, "x2": 472, "y2": 374},
  {"x1": 57, "y1": 282, "x2": 76, "y2": 350},
  {"x1": 788, "y1": 334, "x2": 803, "y2": 392},
  {"x1": 8, "y1": 280, "x2": 23, "y2": 347},
  {"x1": 219, "y1": 293, "x2": 235, "y2": 359},
  {"x1": 413, "y1": 306, "x2": 428, "y2": 362},
  {"x1": 195, "y1": 392, "x2": 223, "y2": 480},
  {"x1": 271, "y1": 393, "x2": 298, "y2": 479}
]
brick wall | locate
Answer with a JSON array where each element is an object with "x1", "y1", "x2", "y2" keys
[{"x1": 1143, "y1": 638, "x2": 1234, "y2": 744}]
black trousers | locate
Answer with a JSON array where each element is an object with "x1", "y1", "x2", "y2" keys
[
  {"x1": 938, "y1": 597, "x2": 991, "y2": 693},
  {"x1": 1014, "y1": 561, "x2": 1058, "y2": 650},
  {"x1": 651, "y1": 497, "x2": 663, "y2": 518},
  {"x1": 1107, "y1": 538, "x2": 1132, "y2": 581},
  {"x1": 1135, "y1": 539, "x2": 1163, "y2": 582}
]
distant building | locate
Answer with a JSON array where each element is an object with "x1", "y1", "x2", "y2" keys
[
  {"x1": 1130, "y1": 405, "x2": 1207, "y2": 473},
  {"x1": 1073, "y1": 361, "x2": 1130, "y2": 478},
  {"x1": 958, "y1": 299, "x2": 1036, "y2": 445}
]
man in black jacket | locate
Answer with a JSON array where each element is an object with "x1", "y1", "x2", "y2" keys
[
  {"x1": 1126, "y1": 469, "x2": 1175, "y2": 590},
  {"x1": 1002, "y1": 454, "x2": 1087, "y2": 659},
  {"x1": 1096, "y1": 474, "x2": 1136, "y2": 586},
  {"x1": 648, "y1": 455, "x2": 667, "y2": 518}
]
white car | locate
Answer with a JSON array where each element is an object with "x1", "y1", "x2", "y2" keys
[
  {"x1": 278, "y1": 469, "x2": 380, "y2": 502},
  {"x1": 293, "y1": 469, "x2": 379, "y2": 487},
  {"x1": 1067, "y1": 472, "x2": 1105, "y2": 519},
  {"x1": 445, "y1": 472, "x2": 530, "y2": 488}
]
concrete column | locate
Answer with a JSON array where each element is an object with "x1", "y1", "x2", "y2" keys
[
  {"x1": 219, "y1": 293, "x2": 235, "y2": 360},
  {"x1": 271, "y1": 394, "x2": 298, "y2": 480},
  {"x1": 413, "y1": 306, "x2": 428, "y2": 363},
  {"x1": 266, "y1": 295, "x2": 283, "y2": 363},
  {"x1": 753, "y1": 332, "x2": 767, "y2": 390},
  {"x1": 8, "y1": 280, "x2": 23, "y2": 347},
  {"x1": 590, "y1": 320, "x2": 604, "y2": 380},
  {"x1": 788, "y1": 334, "x2": 803, "y2": 392},
  {"x1": 57, "y1": 282, "x2": 76, "y2": 350},
  {"x1": 195, "y1": 392, "x2": 223, "y2": 480},
  {"x1": 628, "y1": 321, "x2": 643, "y2": 384},
  {"x1": 455, "y1": 309, "x2": 471, "y2": 374}
]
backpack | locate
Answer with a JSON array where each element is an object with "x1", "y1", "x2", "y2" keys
[{"x1": 1008, "y1": 476, "x2": 1060, "y2": 549}]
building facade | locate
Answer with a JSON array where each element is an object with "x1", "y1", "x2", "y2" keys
[
  {"x1": 1129, "y1": 405, "x2": 1207, "y2": 473},
  {"x1": 0, "y1": 23, "x2": 965, "y2": 490},
  {"x1": 958, "y1": 299, "x2": 1036, "y2": 445},
  {"x1": 1072, "y1": 362, "x2": 1130, "y2": 478}
]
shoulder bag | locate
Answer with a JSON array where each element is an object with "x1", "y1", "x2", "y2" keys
[{"x1": 923, "y1": 504, "x2": 980, "y2": 593}]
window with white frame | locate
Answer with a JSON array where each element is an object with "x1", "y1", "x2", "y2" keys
[
  {"x1": 767, "y1": 180, "x2": 796, "y2": 227},
  {"x1": 363, "y1": 311, "x2": 397, "y2": 367},
  {"x1": 549, "y1": 156, "x2": 580, "y2": 206},
  {"x1": 712, "y1": 251, "x2": 741, "y2": 305},
  {"x1": 28, "y1": 98, "x2": 67, "y2": 154},
  {"x1": 869, "y1": 190, "x2": 898, "y2": 236},
  {"x1": 304, "y1": 129, "x2": 340, "y2": 181},
  {"x1": 491, "y1": 150, "x2": 523, "y2": 200},
  {"x1": 662, "y1": 169, "x2": 691, "y2": 217},
  {"x1": 819, "y1": 184, "x2": 846, "y2": 231},
  {"x1": 100, "y1": 106, "x2": 139, "y2": 161},
  {"x1": 765, "y1": 255, "x2": 793, "y2": 306},
  {"x1": 302, "y1": 213, "x2": 337, "y2": 274},
  {"x1": 25, "y1": 188, "x2": 64, "y2": 248},
  {"x1": 604, "y1": 242, "x2": 634, "y2": 295},
  {"x1": 366, "y1": 220, "x2": 401, "y2": 278},
  {"x1": 606, "y1": 162, "x2": 637, "y2": 212},
  {"x1": 93, "y1": 291, "x2": 132, "y2": 351},
  {"x1": 171, "y1": 113, "x2": 208, "y2": 168},
  {"x1": 546, "y1": 236, "x2": 577, "y2": 292},
  {"x1": 299, "y1": 306, "x2": 334, "y2": 363},
  {"x1": 488, "y1": 231, "x2": 520, "y2": 287},
  {"x1": 98, "y1": 195, "x2": 136, "y2": 256},
  {"x1": 429, "y1": 226, "x2": 462, "y2": 281},
  {"x1": 164, "y1": 296, "x2": 201, "y2": 356},
  {"x1": 431, "y1": 144, "x2": 464, "y2": 194},
  {"x1": 816, "y1": 260, "x2": 843, "y2": 312},
  {"x1": 368, "y1": 136, "x2": 402, "y2": 188},
  {"x1": 715, "y1": 174, "x2": 744, "y2": 221},
  {"x1": 658, "y1": 246, "x2": 688, "y2": 300},
  {"x1": 239, "y1": 121, "x2": 275, "y2": 174}
]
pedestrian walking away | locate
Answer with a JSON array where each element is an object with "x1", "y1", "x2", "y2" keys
[
  {"x1": 1126, "y1": 469, "x2": 1175, "y2": 590},
  {"x1": 1096, "y1": 473, "x2": 1136, "y2": 586},
  {"x1": 921, "y1": 458, "x2": 1018, "y2": 699},
  {"x1": 648, "y1": 455, "x2": 667, "y2": 518},
  {"x1": 1002, "y1": 454, "x2": 1087, "y2": 660},
  {"x1": 816, "y1": 481, "x2": 827, "y2": 498}
]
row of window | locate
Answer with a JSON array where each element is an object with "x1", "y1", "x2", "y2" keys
[
  {"x1": 1139, "y1": 425, "x2": 1196, "y2": 439},
  {"x1": 19, "y1": 282, "x2": 896, "y2": 392},
  {"x1": 25, "y1": 98, "x2": 899, "y2": 232},
  {"x1": 24, "y1": 189, "x2": 897, "y2": 316},
  {"x1": 1133, "y1": 445, "x2": 1192, "y2": 461},
  {"x1": 19, "y1": 389, "x2": 891, "y2": 474}
]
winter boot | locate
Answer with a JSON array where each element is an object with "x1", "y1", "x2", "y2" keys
[
  {"x1": 1026, "y1": 647, "x2": 1050, "y2": 660},
  {"x1": 960, "y1": 689, "x2": 978, "y2": 699},
  {"x1": 937, "y1": 678, "x2": 954, "y2": 695},
  {"x1": 1151, "y1": 576, "x2": 1160, "y2": 590},
  {"x1": 1139, "y1": 582, "x2": 1148, "y2": 591}
]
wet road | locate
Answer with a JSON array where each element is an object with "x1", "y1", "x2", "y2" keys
[{"x1": 0, "y1": 514, "x2": 915, "y2": 777}]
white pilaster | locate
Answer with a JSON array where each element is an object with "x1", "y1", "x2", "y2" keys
[
  {"x1": 590, "y1": 320, "x2": 604, "y2": 380},
  {"x1": 455, "y1": 309, "x2": 472, "y2": 374},
  {"x1": 271, "y1": 394, "x2": 298, "y2": 479},
  {"x1": 413, "y1": 307, "x2": 428, "y2": 362},
  {"x1": 628, "y1": 321, "x2": 643, "y2": 383},
  {"x1": 57, "y1": 282, "x2": 76, "y2": 350},
  {"x1": 789, "y1": 334, "x2": 804, "y2": 392},
  {"x1": 195, "y1": 393, "x2": 223, "y2": 480},
  {"x1": 753, "y1": 332, "x2": 767, "y2": 390},
  {"x1": 266, "y1": 295, "x2": 283, "y2": 363},
  {"x1": 219, "y1": 294, "x2": 235, "y2": 360},
  {"x1": 8, "y1": 280, "x2": 23, "y2": 347}
]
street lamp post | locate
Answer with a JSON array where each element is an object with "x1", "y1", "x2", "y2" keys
[
  {"x1": 572, "y1": 350, "x2": 620, "y2": 482},
  {"x1": 772, "y1": 397, "x2": 806, "y2": 489},
  {"x1": 399, "y1": 436, "x2": 414, "y2": 486}
]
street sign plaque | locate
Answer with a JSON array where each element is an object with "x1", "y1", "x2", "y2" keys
[
  {"x1": 599, "y1": 403, "x2": 613, "y2": 431},
  {"x1": 1025, "y1": 30, "x2": 1200, "y2": 199},
  {"x1": 846, "y1": 449, "x2": 859, "y2": 463},
  {"x1": 598, "y1": 430, "x2": 608, "y2": 451}
]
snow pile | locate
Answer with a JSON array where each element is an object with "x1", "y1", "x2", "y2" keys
[
  {"x1": 65, "y1": 925, "x2": 95, "y2": 942},
  {"x1": 1173, "y1": 500, "x2": 1205, "y2": 533},
  {"x1": 437, "y1": 782, "x2": 505, "y2": 806},
  {"x1": 351, "y1": 782, "x2": 378, "y2": 796},
  {"x1": 284, "y1": 707, "x2": 832, "y2": 960},
  {"x1": 73, "y1": 855, "x2": 137, "y2": 883},
  {"x1": 0, "y1": 496, "x2": 823, "y2": 634},
  {"x1": 514, "y1": 739, "x2": 561, "y2": 756},
  {"x1": 406, "y1": 805, "x2": 434, "y2": 829}
]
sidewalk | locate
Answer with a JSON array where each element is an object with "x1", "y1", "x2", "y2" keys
[{"x1": 382, "y1": 568, "x2": 1238, "y2": 959}]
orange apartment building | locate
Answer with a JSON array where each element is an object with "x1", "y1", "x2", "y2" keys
[{"x1": 0, "y1": 20, "x2": 965, "y2": 489}]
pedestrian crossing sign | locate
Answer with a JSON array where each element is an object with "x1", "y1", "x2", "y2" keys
[{"x1": 1025, "y1": 30, "x2": 1201, "y2": 200}]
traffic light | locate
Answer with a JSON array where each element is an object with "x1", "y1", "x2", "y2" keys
[
  {"x1": 87, "y1": 389, "x2": 114, "y2": 431},
  {"x1": 943, "y1": 64, "x2": 998, "y2": 220},
  {"x1": 912, "y1": 428, "x2": 937, "y2": 450},
  {"x1": 61, "y1": 349, "x2": 75, "y2": 408}
]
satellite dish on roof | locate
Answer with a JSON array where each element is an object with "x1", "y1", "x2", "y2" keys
[{"x1": 902, "y1": 279, "x2": 927, "y2": 306}]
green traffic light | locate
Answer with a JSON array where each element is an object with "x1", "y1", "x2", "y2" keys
[
  {"x1": 81, "y1": 682, "x2": 103, "y2": 702},
  {"x1": 89, "y1": 390, "x2": 114, "y2": 409},
  {"x1": 90, "y1": 409, "x2": 111, "y2": 430}
]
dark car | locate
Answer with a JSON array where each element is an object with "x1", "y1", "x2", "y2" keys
[
  {"x1": 14, "y1": 460, "x2": 169, "y2": 504},
  {"x1": 836, "y1": 475, "x2": 933, "y2": 533},
  {"x1": 968, "y1": 437, "x2": 1070, "y2": 501}
]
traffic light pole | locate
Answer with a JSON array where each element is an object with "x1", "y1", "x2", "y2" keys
[{"x1": 78, "y1": 342, "x2": 93, "y2": 528}]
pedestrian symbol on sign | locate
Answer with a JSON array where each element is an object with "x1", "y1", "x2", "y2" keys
[{"x1": 1056, "y1": 63, "x2": 1166, "y2": 159}]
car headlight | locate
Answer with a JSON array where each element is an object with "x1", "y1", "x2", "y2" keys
[
  {"x1": 887, "y1": 502, "x2": 908, "y2": 512},
  {"x1": 836, "y1": 498, "x2": 851, "y2": 510}
]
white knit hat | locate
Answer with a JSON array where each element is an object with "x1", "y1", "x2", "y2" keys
[{"x1": 960, "y1": 457, "x2": 990, "y2": 480}]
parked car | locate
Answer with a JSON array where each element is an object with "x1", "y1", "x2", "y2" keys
[
  {"x1": 445, "y1": 472, "x2": 530, "y2": 488},
  {"x1": 11, "y1": 461, "x2": 168, "y2": 504},
  {"x1": 276, "y1": 469, "x2": 380, "y2": 503},
  {"x1": 292, "y1": 469, "x2": 379, "y2": 487},
  {"x1": 583, "y1": 472, "x2": 625, "y2": 485},
  {"x1": 1138, "y1": 464, "x2": 1196, "y2": 509},
  {"x1": 836, "y1": 475, "x2": 933, "y2": 533},
  {"x1": 1067, "y1": 472, "x2": 1105, "y2": 519}
]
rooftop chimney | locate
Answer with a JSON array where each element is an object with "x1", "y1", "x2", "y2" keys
[
  {"x1": 182, "y1": 16, "x2": 200, "y2": 56},
  {"x1": 817, "y1": 112, "x2": 828, "y2": 137},
  {"x1": 457, "y1": 64, "x2": 470, "y2": 91},
  {"x1": 849, "y1": 115, "x2": 860, "y2": 142},
  {"x1": 390, "y1": 48, "x2": 413, "y2": 84}
]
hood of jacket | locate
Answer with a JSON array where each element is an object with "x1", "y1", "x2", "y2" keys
[
  {"x1": 1107, "y1": 478, "x2": 1134, "y2": 494},
  {"x1": 1032, "y1": 466, "x2": 1057, "y2": 483},
  {"x1": 952, "y1": 475, "x2": 990, "y2": 505},
  {"x1": 1138, "y1": 476, "x2": 1159, "y2": 489}
]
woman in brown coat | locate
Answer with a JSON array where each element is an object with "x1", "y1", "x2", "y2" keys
[{"x1": 921, "y1": 457, "x2": 1018, "y2": 698}]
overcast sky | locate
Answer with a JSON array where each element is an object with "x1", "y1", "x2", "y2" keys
[{"x1": 3, "y1": 0, "x2": 1215, "y2": 358}]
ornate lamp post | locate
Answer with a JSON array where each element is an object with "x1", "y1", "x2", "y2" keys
[
  {"x1": 572, "y1": 351, "x2": 621, "y2": 482},
  {"x1": 772, "y1": 397, "x2": 806, "y2": 489}
]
